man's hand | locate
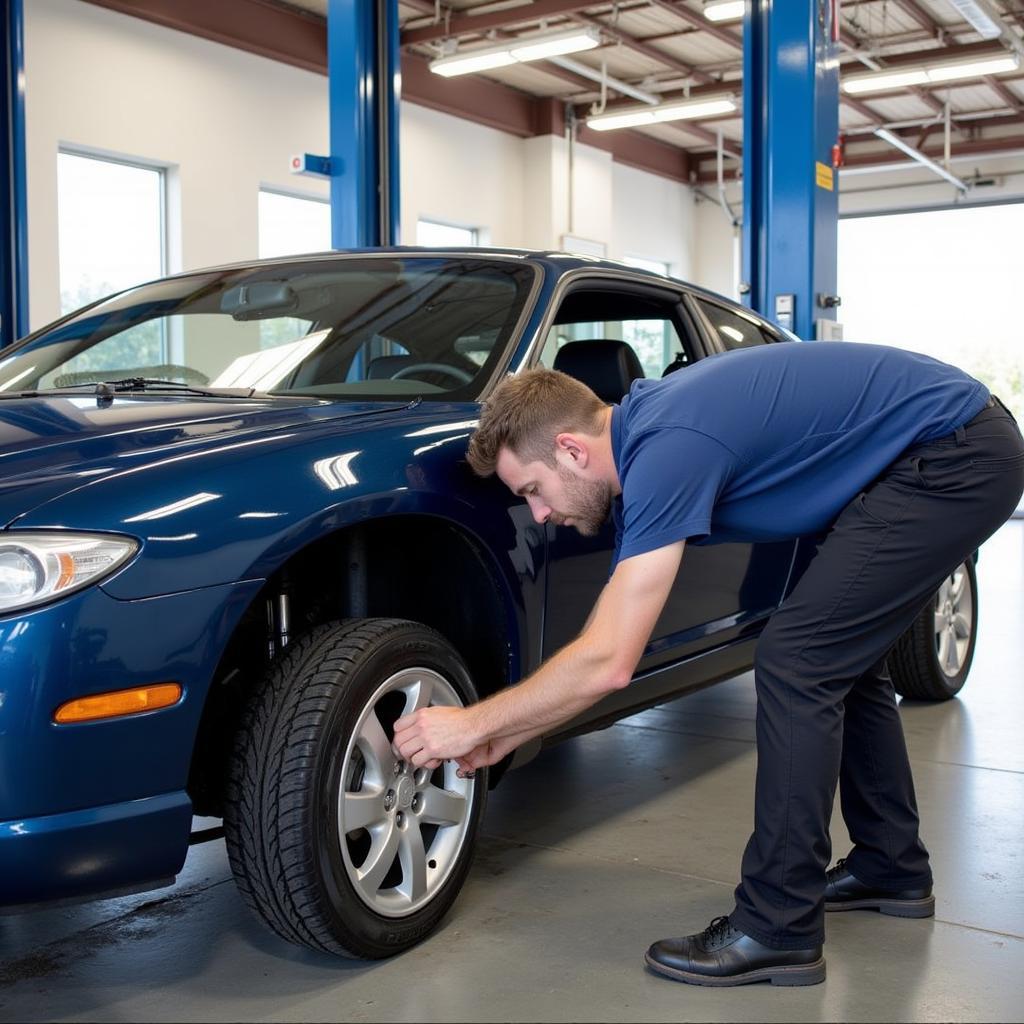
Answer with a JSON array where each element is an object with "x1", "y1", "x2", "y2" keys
[
  {"x1": 455, "y1": 734, "x2": 522, "y2": 775},
  {"x1": 393, "y1": 705, "x2": 482, "y2": 769}
]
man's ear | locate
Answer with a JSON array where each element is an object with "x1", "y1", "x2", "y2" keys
[{"x1": 554, "y1": 432, "x2": 589, "y2": 467}]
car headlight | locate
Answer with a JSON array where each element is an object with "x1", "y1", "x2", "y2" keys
[{"x1": 0, "y1": 532, "x2": 139, "y2": 614}]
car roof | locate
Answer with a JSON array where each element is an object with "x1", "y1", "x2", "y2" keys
[
  {"x1": 165, "y1": 246, "x2": 667, "y2": 283},
  {"x1": 126, "y1": 247, "x2": 750, "y2": 322}
]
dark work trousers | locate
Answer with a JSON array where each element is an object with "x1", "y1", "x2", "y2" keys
[{"x1": 729, "y1": 399, "x2": 1024, "y2": 950}]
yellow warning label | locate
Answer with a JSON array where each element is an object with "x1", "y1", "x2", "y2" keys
[{"x1": 816, "y1": 161, "x2": 834, "y2": 191}]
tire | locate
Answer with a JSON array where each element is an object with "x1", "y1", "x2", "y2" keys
[
  {"x1": 224, "y1": 618, "x2": 487, "y2": 958},
  {"x1": 889, "y1": 559, "x2": 977, "y2": 701}
]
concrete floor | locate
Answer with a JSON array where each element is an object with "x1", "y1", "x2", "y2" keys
[{"x1": 2, "y1": 521, "x2": 1023, "y2": 1023}]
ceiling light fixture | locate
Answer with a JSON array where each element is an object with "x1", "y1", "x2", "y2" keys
[
  {"x1": 944, "y1": 0, "x2": 1003, "y2": 40},
  {"x1": 704, "y1": 1, "x2": 745, "y2": 22},
  {"x1": 843, "y1": 52, "x2": 1019, "y2": 93},
  {"x1": 587, "y1": 96, "x2": 738, "y2": 132},
  {"x1": 429, "y1": 26, "x2": 601, "y2": 78}
]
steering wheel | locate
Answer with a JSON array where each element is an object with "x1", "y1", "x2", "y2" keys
[{"x1": 390, "y1": 362, "x2": 474, "y2": 386}]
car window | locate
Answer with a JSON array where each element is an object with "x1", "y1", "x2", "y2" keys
[
  {"x1": 2, "y1": 258, "x2": 537, "y2": 402},
  {"x1": 538, "y1": 288, "x2": 693, "y2": 380},
  {"x1": 696, "y1": 298, "x2": 774, "y2": 350}
]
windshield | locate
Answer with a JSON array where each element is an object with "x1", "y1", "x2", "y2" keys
[{"x1": 0, "y1": 256, "x2": 537, "y2": 401}]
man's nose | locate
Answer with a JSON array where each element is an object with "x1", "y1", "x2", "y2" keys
[{"x1": 527, "y1": 497, "x2": 550, "y2": 524}]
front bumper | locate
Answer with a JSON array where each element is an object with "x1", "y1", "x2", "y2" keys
[
  {"x1": 0, "y1": 792, "x2": 191, "y2": 907},
  {"x1": 0, "y1": 578, "x2": 262, "y2": 907}
]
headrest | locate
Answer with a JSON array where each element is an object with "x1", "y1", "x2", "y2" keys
[
  {"x1": 366, "y1": 355, "x2": 415, "y2": 379},
  {"x1": 552, "y1": 340, "x2": 644, "y2": 404}
]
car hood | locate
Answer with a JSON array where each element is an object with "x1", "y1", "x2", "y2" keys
[{"x1": 0, "y1": 393, "x2": 410, "y2": 528}]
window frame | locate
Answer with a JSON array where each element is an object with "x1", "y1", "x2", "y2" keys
[
  {"x1": 525, "y1": 271, "x2": 714, "y2": 378},
  {"x1": 685, "y1": 292, "x2": 784, "y2": 354}
]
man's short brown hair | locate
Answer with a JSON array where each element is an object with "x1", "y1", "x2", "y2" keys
[{"x1": 467, "y1": 368, "x2": 606, "y2": 477}]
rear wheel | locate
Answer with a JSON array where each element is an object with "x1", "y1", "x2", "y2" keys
[
  {"x1": 224, "y1": 618, "x2": 486, "y2": 957},
  {"x1": 889, "y1": 559, "x2": 977, "y2": 701}
]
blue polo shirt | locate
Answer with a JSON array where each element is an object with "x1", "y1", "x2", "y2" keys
[{"x1": 609, "y1": 341, "x2": 988, "y2": 565}]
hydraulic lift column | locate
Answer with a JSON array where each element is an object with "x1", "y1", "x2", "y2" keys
[
  {"x1": 742, "y1": 0, "x2": 842, "y2": 340},
  {"x1": 326, "y1": 0, "x2": 400, "y2": 248},
  {"x1": 1, "y1": 0, "x2": 28, "y2": 348}
]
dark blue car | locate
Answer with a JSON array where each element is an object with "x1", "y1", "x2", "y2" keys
[{"x1": 0, "y1": 250, "x2": 976, "y2": 957}]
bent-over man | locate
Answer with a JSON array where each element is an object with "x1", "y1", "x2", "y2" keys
[{"x1": 393, "y1": 340, "x2": 1024, "y2": 987}]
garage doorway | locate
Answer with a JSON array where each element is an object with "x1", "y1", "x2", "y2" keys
[
  {"x1": 839, "y1": 201, "x2": 1024, "y2": 513},
  {"x1": 838, "y1": 201, "x2": 1024, "y2": 425}
]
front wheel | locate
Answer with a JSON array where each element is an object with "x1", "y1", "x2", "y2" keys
[
  {"x1": 889, "y1": 559, "x2": 977, "y2": 701},
  {"x1": 224, "y1": 618, "x2": 486, "y2": 957}
]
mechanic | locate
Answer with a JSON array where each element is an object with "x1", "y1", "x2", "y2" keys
[{"x1": 392, "y1": 340, "x2": 1024, "y2": 987}]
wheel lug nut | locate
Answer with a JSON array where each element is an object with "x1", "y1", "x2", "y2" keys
[
  {"x1": 411, "y1": 794, "x2": 420, "y2": 812},
  {"x1": 393, "y1": 761, "x2": 403, "y2": 776},
  {"x1": 384, "y1": 791, "x2": 395, "y2": 811},
  {"x1": 396, "y1": 811, "x2": 404, "y2": 826}
]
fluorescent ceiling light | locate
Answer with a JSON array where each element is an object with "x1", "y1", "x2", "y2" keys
[
  {"x1": 704, "y1": 0, "x2": 745, "y2": 22},
  {"x1": 842, "y1": 52, "x2": 1020, "y2": 93},
  {"x1": 926, "y1": 55, "x2": 1020, "y2": 82},
  {"x1": 430, "y1": 26, "x2": 599, "y2": 78},
  {"x1": 430, "y1": 50, "x2": 516, "y2": 77},
  {"x1": 588, "y1": 96, "x2": 737, "y2": 131},
  {"x1": 843, "y1": 69, "x2": 929, "y2": 93},
  {"x1": 945, "y1": 0, "x2": 1002, "y2": 40}
]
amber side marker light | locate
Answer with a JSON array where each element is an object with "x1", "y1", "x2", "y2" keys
[{"x1": 54, "y1": 683, "x2": 183, "y2": 724}]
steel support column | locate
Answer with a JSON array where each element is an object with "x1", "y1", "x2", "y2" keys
[
  {"x1": 327, "y1": 0, "x2": 400, "y2": 248},
  {"x1": 742, "y1": 0, "x2": 840, "y2": 340},
  {"x1": 1, "y1": 0, "x2": 28, "y2": 347}
]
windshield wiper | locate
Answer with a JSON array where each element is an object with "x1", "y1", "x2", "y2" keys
[
  {"x1": 95, "y1": 378, "x2": 255, "y2": 398},
  {"x1": 3, "y1": 378, "x2": 257, "y2": 399}
]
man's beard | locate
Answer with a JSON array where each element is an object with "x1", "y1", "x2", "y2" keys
[{"x1": 553, "y1": 463, "x2": 613, "y2": 537}]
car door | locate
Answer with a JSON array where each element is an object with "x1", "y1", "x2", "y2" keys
[{"x1": 535, "y1": 276, "x2": 797, "y2": 683}]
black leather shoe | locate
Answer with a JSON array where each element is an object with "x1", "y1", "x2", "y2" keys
[
  {"x1": 645, "y1": 916, "x2": 825, "y2": 987},
  {"x1": 825, "y1": 858, "x2": 935, "y2": 917}
]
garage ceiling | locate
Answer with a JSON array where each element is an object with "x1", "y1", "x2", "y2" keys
[{"x1": 87, "y1": 0, "x2": 1024, "y2": 183}]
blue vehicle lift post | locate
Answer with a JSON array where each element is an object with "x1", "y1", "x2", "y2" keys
[
  {"x1": 326, "y1": 0, "x2": 401, "y2": 249},
  {"x1": 1, "y1": 0, "x2": 28, "y2": 348},
  {"x1": 742, "y1": 0, "x2": 841, "y2": 341}
]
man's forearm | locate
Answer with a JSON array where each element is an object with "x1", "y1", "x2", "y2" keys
[{"x1": 466, "y1": 633, "x2": 630, "y2": 748}]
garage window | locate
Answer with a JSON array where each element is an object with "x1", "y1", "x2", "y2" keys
[
  {"x1": 57, "y1": 150, "x2": 166, "y2": 367},
  {"x1": 57, "y1": 151, "x2": 165, "y2": 312},
  {"x1": 416, "y1": 220, "x2": 478, "y2": 247},
  {"x1": 258, "y1": 189, "x2": 331, "y2": 259}
]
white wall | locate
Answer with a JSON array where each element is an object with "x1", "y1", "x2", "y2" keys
[
  {"x1": 400, "y1": 103, "x2": 526, "y2": 247},
  {"x1": 612, "y1": 162, "x2": 695, "y2": 280},
  {"x1": 25, "y1": 0, "x2": 331, "y2": 329},
  {"x1": 692, "y1": 187, "x2": 741, "y2": 300},
  {"x1": 24, "y1": 0, "x2": 704, "y2": 332}
]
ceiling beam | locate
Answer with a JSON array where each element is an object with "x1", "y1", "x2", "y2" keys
[
  {"x1": 841, "y1": 94, "x2": 889, "y2": 126},
  {"x1": 897, "y1": 0, "x2": 945, "y2": 37},
  {"x1": 571, "y1": 11, "x2": 718, "y2": 82},
  {"x1": 645, "y1": 0, "x2": 743, "y2": 51},
  {"x1": 838, "y1": 132, "x2": 1024, "y2": 166},
  {"x1": 399, "y1": 0, "x2": 443, "y2": 18},
  {"x1": 400, "y1": 0, "x2": 595, "y2": 46},
  {"x1": 987, "y1": 75, "x2": 1024, "y2": 110},
  {"x1": 83, "y1": 0, "x2": 328, "y2": 73},
  {"x1": 693, "y1": 131, "x2": 1024, "y2": 180}
]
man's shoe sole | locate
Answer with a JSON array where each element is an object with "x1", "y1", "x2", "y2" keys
[
  {"x1": 644, "y1": 952, "x2": 826, "y2": 987},
  {"x1": 825, "y1": 894, "x2": 935, "y2": 918}
]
